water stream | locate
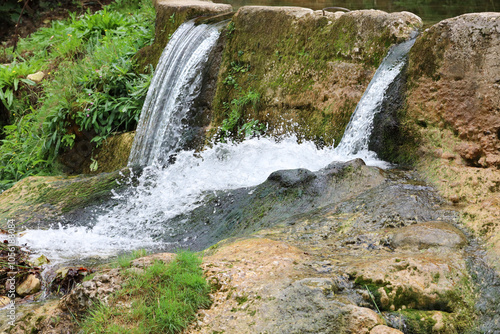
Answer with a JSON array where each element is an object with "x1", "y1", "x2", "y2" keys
[
  {"x1": 18, "y1": 23, "x2": 415, "y2": 262},
  {"x1": 128, "y1": 20, "x2": 223, "y2": 167}
]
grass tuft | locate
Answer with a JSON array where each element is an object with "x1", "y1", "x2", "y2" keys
[{"x1": 80, "y1": 251, "x2": 212, "y2": 334}]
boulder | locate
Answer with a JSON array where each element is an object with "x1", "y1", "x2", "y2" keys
[{"x1": 406, "y1": 13, "x2": 500, "y2": 167}]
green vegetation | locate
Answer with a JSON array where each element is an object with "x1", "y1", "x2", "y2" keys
[
  {"x1": 80, "y1": 251, "x2": 212, "y2": 334},
  {"x1": 116, "y1": 249, "x2": 149, "y2": 268},
  {"x1": 0, "y1": 0, "x2": 155, "y2": 191},
  {"x1": 216, "y1": 49, "x2": 265, "y2": 142}
]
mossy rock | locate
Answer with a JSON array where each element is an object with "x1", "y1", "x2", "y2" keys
[
  {"x1": 210, "y1": 7, "x2": 422, "y2": 146},
  {"x1": 82, "y1": 132, "x2": 135, "y2": 174},
  {"x1": 0, "y1": 169, "x2": 130, "y2": 229}
]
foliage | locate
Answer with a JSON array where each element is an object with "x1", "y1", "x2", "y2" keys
[
  {"x1": 0, "y1": 113, "x2": 49, "y2": 190},
  {"x1": 219, "y1": 90, "x2": 265, "y2": 141},
  {"x1": 80, "y1": 251, "x2": 212, "y2": 334},
  {"x1": 217, "y1": 53, "x2": 265, "y2": 142},
  {"x1": 0, "y1": 61, "x2": 37, "y2": 110},
  {"x1": 0, "y1": 0, "x2": 154, "y2": 190}
]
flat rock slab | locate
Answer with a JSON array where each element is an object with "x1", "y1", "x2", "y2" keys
[{"x1": 390, "y1": 221, "x2": 467, "y2": 249}]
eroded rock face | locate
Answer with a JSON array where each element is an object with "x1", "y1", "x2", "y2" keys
[
  {"x1": 407, "y1": 13, "x2": 500, "y2": 167},
  {"x1": 211, "y1": 7, "x2": 422, "y2": 145}
]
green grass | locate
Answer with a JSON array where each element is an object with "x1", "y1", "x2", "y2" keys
[
  {"x1": 116, "y1": 249, "x2": 149, "y2": 268},
  {"x1": 80, "y1": 251, "x2": 212, "y2": 334}
]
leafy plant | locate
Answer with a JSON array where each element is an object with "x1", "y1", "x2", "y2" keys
[
  {"x1": 219, "y1": 90, "x2": 264, "y2": 141},
  {"x1": 226, "y1": 21, "x2": 235, "y2": 37},
  {"x1": 0, "y1": 114, "x2": 49, "y2": 190},
  {"x1": 0, "y1": 0, "x2": 155, "y2": 188}
]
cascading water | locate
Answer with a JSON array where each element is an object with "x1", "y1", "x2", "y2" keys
[
  {"x1": 18, "y1": 28, "x2": 417, "y2": 262},
  {"x1": 128, "y1": 20, "x2": 223, "y2": 167},
  {"x1": 335, "y1": 35, "x2": 417, "y2": 155}
]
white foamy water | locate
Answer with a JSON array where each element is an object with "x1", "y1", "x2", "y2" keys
[
  {"x1": 18, "y1": 137, "x2": 387, "y2": 261},
  {"x1": 128, "y1": 20, "x2": 223, "y2": 166}
]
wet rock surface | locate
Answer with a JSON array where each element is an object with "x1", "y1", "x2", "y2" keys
[
  {"x1": 389, "y1": 221, "x2": 467, "y2": 249},
  {"x1": 1, "y1": 159, "x2": 500, "y2": 333}
]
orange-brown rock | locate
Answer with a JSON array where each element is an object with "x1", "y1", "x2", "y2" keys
[{"x1": 407, "y1": 13, "x2": 500, "y2": 167}]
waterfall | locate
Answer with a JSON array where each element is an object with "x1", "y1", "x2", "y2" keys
[
  {"x1": 335, "y1": 36, "x2": 417, "y2": 155},
  {"x1": 17, "y1": 31, "x2": 416, "y2": 262},
  {"x1": 128, "y1": 20, "x2": 222, "y2": 167}
]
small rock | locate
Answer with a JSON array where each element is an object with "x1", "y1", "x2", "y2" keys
[
  {"x1": 370, "y1": 325, "x2": 404, "y2": 334},
  {"x1": 16, "y1": 274, "x2": 41, "y2": 296},
  {"x1": 455, "y1": 142, "x2": 483, "y2": 166},
  {"x1": 26, "y1": 71, "x2": 45, "y2": 83},
  {"x1": 0, "y1": 295, "x2": 11, "y2": 307},
  {"x1": 346, "y1": 305, "x2": 384, "y2": 333}
]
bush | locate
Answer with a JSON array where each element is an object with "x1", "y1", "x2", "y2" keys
[{"x1": 0, "y1": 0, "x2": 155, "y2": 191}]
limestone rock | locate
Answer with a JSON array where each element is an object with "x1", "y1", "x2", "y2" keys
[
  {"x1": 16, "y1": 274, "x2": 41, "y2": 296},
  {"x1": 348, "y1": 253, "x2": 465, "y2": 311},
  {"x1": 26, "y1": 71, "x2": 45, "y2": 83},
  {"x1": 390, "y1": 221, "x2": 467, "y2": 249},
  {"x1": 345, "y1": 305, "x2": 384, "y2": 333},
  {"x1": 407, "y1": 13, "x2": 500, "y2": 167},
  {"x1": 370, "y1": 325, "x2": 404, "y2": 334}
]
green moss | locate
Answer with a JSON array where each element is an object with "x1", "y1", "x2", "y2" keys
[
  {"x1": 36, "y1": 170, "x2": 128, "y2": 213},
  {"x1": 398, "y1": 310, "x2": 438, "y2": 334},
  {"x1": 407, "y1": 27, "x2": 448, "y2": 82}
]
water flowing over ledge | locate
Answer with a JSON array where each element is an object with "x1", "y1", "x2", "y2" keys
[
  {"x1": 336, "y1": 35, "x2": 417, "y2": 155},
  {"x1": 128, "y1": 20, "x2": 223, "y2": 167}
]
